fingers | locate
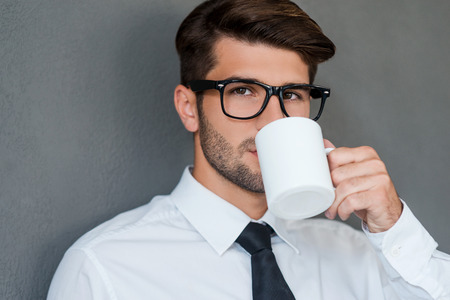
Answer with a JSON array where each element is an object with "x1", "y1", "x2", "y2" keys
[
  {"x1": 333, "y1": 190, "x2": 373, "y2": 221},
  {"x1": 327, "y1": 146, "x2": 380, "y2": 170},
  {"x1": 326, "y1": 173, "x2": 391, "y2": 220},
  {"x1": 330, "y1": 159, "x2": 388, "y2": 186},
  {"x1": 323, "y1": 138, "x2": 335, "y2": 149},
  {"x1": 325, "y1": 145, "x2": 402, "y2": 232}
]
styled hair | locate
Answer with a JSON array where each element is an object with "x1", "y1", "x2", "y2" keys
[{"x1": 175, "y1": 0, "x2": 336, "y2": 85}]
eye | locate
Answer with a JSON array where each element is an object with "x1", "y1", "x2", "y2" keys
[
  {"x1": 224, "y1": 82, "x2": 262, "y2": 99},
  {"x1": 232, "y1": 87, "x2": 253, "y2": 96},
  {"x1": 230, "y1": 86, "x2": 255, "y2": 96},
  {"x1": 283, "y1": 91, "x2": 302, "y2": 101}
]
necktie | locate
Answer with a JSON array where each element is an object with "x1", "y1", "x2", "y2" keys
[{"x1": 236, "y1": 222, "x2": 295, "y2": 300}]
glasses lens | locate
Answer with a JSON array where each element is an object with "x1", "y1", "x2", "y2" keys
[
  {"x1": 282, "y1": 86, "x2": 324, "y2": 120},
  {"x1": 223, "y1": 82, "x2": 266, "y2": 118}
]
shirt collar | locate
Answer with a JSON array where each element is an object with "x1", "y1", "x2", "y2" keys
[
  {"x1": 260, "y1": 211, "x2": 300, "y2": 254},
  {"x1": 171, "y1": 167, "x2": 300, "y2": 255}
]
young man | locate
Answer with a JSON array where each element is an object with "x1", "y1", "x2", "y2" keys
[{"x1": 48, "y1": 0, "x2": 450, "y2": 299}]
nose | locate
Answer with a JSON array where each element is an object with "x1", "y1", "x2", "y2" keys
[{"x1": 255, "y1": 95, "x2": 285, "y2": 130}]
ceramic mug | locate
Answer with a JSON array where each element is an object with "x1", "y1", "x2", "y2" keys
[{"x1": 255, "y1": 117, "x2": 335, "y2": 220}]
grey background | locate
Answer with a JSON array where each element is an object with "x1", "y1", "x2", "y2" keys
[{"x1": 1, "y1": 0, "x2": 449, "y2": 299}]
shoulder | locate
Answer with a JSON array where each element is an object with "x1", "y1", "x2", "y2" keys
[
  {"x1": 49, "y1": 195, "x2": 190, "y2": 298},
  {"x1": 69, "y1": 194, "x2": 183, "y2": 251}
]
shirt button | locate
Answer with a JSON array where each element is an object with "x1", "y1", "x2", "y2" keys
[{"x1": 390, "y1": 245, "x2": 402, "y2": 257}]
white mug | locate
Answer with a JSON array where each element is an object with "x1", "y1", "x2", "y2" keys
[{"x1": 255, "y1": 117, "x2": 335, "y2": 220}]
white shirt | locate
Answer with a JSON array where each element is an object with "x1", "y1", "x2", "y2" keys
[{"x1": 48, "y1": 167, "x2": 450, "y2": 300}]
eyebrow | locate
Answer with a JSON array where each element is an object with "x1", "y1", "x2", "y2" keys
[{"x1": 222, "y1": 76, "x2": 309, "y2": 86}]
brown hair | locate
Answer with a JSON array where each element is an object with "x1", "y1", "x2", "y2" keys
[{"x1": 175, "y1": 0, "x2": 336, "y2": 85}]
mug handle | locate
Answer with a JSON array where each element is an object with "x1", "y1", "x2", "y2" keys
[
  {"x1": 325, "y1": 148, "x2": 337, "y2": 190},
  {"x1": 325, "y1": 147, "x2": 335, "y2": 156}
]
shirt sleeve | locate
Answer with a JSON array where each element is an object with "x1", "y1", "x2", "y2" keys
[
  {"x1": 47, "y1": 248, "x2": 117, "y2": 300},
  {"x1": 363, "y1": 200, "x2": 450, "y2": 299}
]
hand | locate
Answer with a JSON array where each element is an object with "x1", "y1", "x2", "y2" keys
[{"x1": 323, "y1": 140, "x2": 403, "y2": 233}]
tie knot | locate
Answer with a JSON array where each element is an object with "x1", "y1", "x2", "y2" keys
[{"x1": 236, "y1": 222, "x2": 273, "y2": 255}]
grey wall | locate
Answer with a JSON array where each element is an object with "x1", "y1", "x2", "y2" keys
[{"x1": 1, "y1": 0, "x2": 449, "y2": 299}]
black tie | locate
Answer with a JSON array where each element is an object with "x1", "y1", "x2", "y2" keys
[{"x1": 236, "y1": 222, "x2": 295, "y2": 300}]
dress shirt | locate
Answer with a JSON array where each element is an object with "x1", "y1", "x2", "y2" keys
[{"x1": 48, "y1": 166, "x2": 450, "y2": 300}]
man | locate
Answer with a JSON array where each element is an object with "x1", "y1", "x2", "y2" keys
[{"x1": 48, "y1": 0, "x2": 450, "y2": 299}]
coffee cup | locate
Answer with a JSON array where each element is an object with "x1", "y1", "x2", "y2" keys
[{"x1": 255, "y1": 117, "x2": 335, "y2": 220}]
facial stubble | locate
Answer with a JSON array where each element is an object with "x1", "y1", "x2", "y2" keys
[{"x1": 198, "y1": 104, "x2": 265, "y2": 194}]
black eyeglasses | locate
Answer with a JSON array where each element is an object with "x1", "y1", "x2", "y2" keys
[{"x1": 188, "y1": 79, "x2": 331, "y2": 121}]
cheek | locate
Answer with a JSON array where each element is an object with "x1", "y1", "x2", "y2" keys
[
  {"x1": 200, "y1": 95, "x2": 258, "y2": 145},
  {"x1": 205, "y1": 111, "x2": 256, "y2": 146},
  {"x1": 215, "y1": 120, "x2": 248, "y2": 146},
  {"x1": 202, "y1": 96, "x2": 223, "y2": 117}
]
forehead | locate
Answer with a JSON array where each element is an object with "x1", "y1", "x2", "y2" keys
[{"x1": 206, "y1": 37, "x2": 310, "y2": 85}]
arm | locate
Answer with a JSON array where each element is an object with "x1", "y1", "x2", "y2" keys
[
  {"x1": 47, "y1": 248, "x2": 116, "y2": 300},
  {"x1": 324, "y1": 143, "x2": 450, "y2": 299},
  {"x1": 364, "y1": 200, "x2": 450, "y2": 299}
]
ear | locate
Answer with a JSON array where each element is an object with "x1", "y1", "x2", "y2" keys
[{"x1": 174, "y1": 84, "x2": 199, "y2": 133}]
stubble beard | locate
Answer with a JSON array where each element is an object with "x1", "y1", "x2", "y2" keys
[{"x1": 198, "y1": 105, "x2": 265, "y2": 194}]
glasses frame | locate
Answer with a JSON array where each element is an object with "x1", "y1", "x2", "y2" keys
[{"x1": 188, "y1": 79, "x2": 331, "y2": 121}]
